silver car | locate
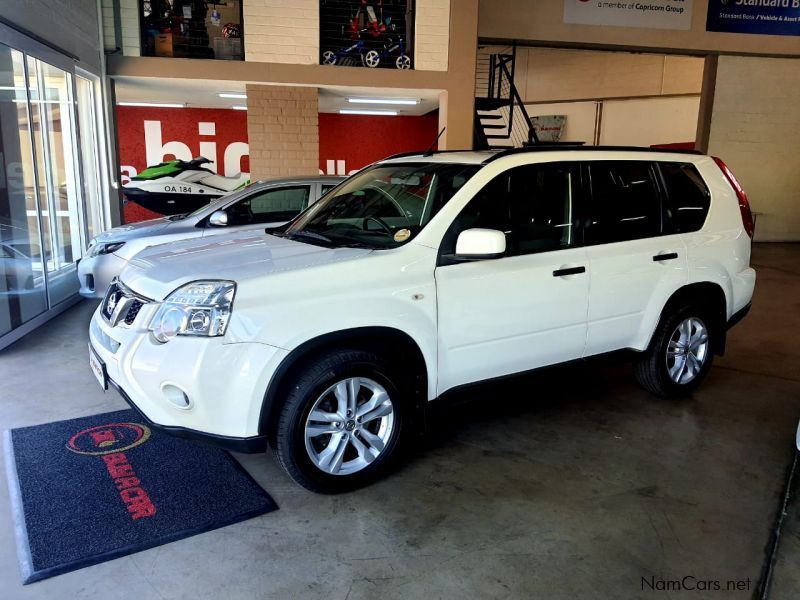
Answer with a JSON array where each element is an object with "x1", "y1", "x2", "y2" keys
[{"x1": 78, "y1": 176, "x2": 343, "y2": 298}]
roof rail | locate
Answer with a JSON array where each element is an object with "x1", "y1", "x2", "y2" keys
[
  {"x1": 383, "y1": 149, "x2": 482, "y2": 161},
  {"x1": 482, "y1": 144, "x2": 703, "y2": 164}
]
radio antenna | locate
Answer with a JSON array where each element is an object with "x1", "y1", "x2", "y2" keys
[{"x1": 423, "y1": 127, "x2": 446, "y2": 156}]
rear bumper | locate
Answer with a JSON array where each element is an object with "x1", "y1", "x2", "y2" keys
[
  {"x1": 727, "y1": 302, "x2": 751, "y2": 330},
  {"x1": 110, "y1": 377, "x2": 268, "y2": 453}
]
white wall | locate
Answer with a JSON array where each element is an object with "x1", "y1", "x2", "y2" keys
[
  {"x1": 526, "y1": 96, "x2": 700, "y2": 148},
  {"x1": 708, "y1": 56, "x2": 800, "y2": 241},
  {"x1": 601, "y1": 96, "x2": 700, "y2": 147}
]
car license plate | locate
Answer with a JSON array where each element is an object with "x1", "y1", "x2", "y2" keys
[{"x1": 89, "y1": 344, "x2": 108, "y2": 391}]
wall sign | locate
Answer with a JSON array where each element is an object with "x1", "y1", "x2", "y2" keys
[
  {"x1": 563, "y1": 0, "x2": 694, "y2": 31},
  {"x1": 706, "y1": 1, "x2": 800, "y2": 36},
  {"x1": 530, "y1": 116, "x2": 567, "y2": 143}
]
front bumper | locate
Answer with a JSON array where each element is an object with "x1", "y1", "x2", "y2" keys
[
  {"x1": 89, "y1": 301, "x2": 289, "y2": 447},
  {"x1": 78, "y1": 253, "x2": 129, "y2": 298},
  {"x1": 110, "y1": 377, "x2": 267, "y2": 452}
]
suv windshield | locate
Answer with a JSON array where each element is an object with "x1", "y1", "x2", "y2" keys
[{"x1": 282, "y1": 162, "x2": 479, "y2": 249}]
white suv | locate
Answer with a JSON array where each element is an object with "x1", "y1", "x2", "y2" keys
[{"x1": 88, "y1": 148, "x2": 756, "y2": 492}]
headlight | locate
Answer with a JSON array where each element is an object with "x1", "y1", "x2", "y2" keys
[
  {"x1": 88, "y1": 241, "x2": 125, "y2": 257},
  {"x1": 149, "y1": 280, "x2": 236, "y2": 343}
]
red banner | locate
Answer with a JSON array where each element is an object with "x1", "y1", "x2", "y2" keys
[{"x1": 117, "y1": 106, "x2": 438, "y2": 222}]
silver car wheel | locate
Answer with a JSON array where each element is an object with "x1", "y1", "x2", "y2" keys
[
  {"x1": 304, "y1": 377, "x2": 395, "y2": 476},
  {"x1": 666, "y1": 317, "x2": 709, "y2": 384}
]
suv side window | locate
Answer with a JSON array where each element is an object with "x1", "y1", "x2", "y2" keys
[
  {"x1": 226, "y1": 186, "x2": 311, "y2": 225},
  {"x1": 441, "y1": 162, "x2": 577, "y2": 257},
  {"x1": 659, "y1": 162, "x2": 711, "y2": 233},
  {"x1": 585, "y1": 161, "x2": 662, "y2": 245}
]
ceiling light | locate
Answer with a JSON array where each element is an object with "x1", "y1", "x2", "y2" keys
[
  {"x1": 347, "y1": 97, "x2": 419, "y2": 105},
  {"x1": 340, "y1": 109, "x2": 398, "y2": 116},
  {"x1": 219, "y1": 92, "x2": 247, "y2": 99},
  {"x1": 118, "y1": 101, "x2": 185, "y2": 108},
  {"x1": 232, "y1": 105, "x2": 247, "y2": 110}
]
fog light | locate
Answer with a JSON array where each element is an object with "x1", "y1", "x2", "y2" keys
[{"x1": 161, "y1": 383, "x2": 191, "y2": 408}]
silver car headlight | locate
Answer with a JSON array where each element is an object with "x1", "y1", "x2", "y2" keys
[
  {"x1": 87, "y1": 241, "x2": 125, "y2": 257},
  {"x1": 149, "y1": 280, "x2": 236, "y2": 343}
]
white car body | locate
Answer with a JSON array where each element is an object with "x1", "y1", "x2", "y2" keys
[
  {"x1": 88, "y1": 148, "x2": 755, "y2": 464},
  {"x1": 78, "y1": 176, "x2": 343, "y2": 298}
]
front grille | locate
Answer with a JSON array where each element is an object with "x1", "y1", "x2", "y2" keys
[
  {"x1": 101, "y1": 281, "x2": 151, "y2": 327},
  {"x1": 124, "y1": 300, "x2": 143, "y2": 325}
]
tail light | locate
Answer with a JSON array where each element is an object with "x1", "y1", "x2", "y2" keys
[{"x1": 712, "y1": 156, "x2": 754, "y2": 239}]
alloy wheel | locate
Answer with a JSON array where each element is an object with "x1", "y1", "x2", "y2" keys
[
  {"x1": 396, "y1": 55, "x2": 411, "y2": 69},
  {"x1": 666, "y1": 317, "x2": 709, "y2": 384},
  {"x1": 304, "y1": 377, "x2": 395, "y2": 476}
]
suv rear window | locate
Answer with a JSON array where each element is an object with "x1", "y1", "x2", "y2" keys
[
  {"x1": 585, "y1": 161, "x2": 662, "y2": 245},
  {"x1": 659, "y1": 163, "x2": 711, "y2": 233}
]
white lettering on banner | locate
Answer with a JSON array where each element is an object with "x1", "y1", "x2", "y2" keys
[
  {"x1": 144, "y1": 120, "x2": 192, "y2": 167},
  {"x1": 564, "y1": 0, "x2": 694, "y2": 30},
  {"x1": 319, "y1": 159, "x2": 360, "y2": 176}
]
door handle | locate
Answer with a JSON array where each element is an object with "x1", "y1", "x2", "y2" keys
[
  {"x1": 553, "y1": 266, "x2": 586, "y2": 277},
  {"x1": 652, "y1": 252, "x2": 679, "y2": 262}
]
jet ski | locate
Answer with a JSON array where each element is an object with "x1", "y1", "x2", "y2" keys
[{"x1": 122, "y1": 157, "x2": 250, "y2": 215}]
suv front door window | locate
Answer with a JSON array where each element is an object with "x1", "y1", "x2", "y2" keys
[{"x1": 435, "y1": 162, "x2": 589, "y2": 393}]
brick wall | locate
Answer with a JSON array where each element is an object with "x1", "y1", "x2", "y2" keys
[
  {"x1": 415, "y1": 0, "x2": 450, "y2": 71},
  {"x1": 101, "y1": 0, "x2": 117, "y2": 51},
  {"x1": 119, "y1": 0, "x2": 141, "y2": 56},
  {"x1": 708, "y1": 56, "x2": 800, "y2": 241},
  {"x1": 245, "y1": 85, "x2": 319, "y2": 179},
  {"x1": 243, "y1": 0, "x2": 318, "y2": 64}
]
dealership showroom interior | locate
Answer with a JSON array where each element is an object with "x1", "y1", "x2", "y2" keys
[{"x1": 2, "y1": 0, "x2": 800, "y2": 597}]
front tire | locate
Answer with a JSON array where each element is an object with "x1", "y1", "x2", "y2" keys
[
  {"x1": 635, "y1": 306, "x2": 715, "y2": 397},
  {"x1": 273, "y1": 349, "x2": 407, "y2": 493}
]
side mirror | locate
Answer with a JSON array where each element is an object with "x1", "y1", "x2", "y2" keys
[
  {"x1": 208, "y1": 210, "x2": 228, "y2": 227},
  {"x1": 455, "y1": 228, "x2": 506, "y2": 259}
]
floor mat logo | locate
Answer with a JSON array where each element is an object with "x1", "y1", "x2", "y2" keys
[
  {"x1": 67, "y1": 423, "x2": 150, "y2": 456},
  {"x1": 66, "y1": 422, "x2": 156, "y2": 521}
]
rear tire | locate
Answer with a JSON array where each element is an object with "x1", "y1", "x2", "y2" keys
[
  {"x1": 273, "y1": 349, "x2": 407, "y2": 493},
  {"x1": 635, "y1": 305, "x2": 715, "y2": 397}
]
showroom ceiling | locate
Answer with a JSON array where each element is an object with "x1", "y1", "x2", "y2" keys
[{"x1": 114, "y1": 78, "x2": 441, "y2": 115}]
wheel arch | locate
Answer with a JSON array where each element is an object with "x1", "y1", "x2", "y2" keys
[
  {"x1": 643, "y1": 282, "x2": 728, "y2": 356},
  {"x1": 258, "y1": 326, "x2": 430, "y2": 440}
]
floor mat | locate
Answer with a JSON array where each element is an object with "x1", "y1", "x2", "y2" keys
[{"x1": 4, "y1": 409, "x2": 277, "y2": 584}]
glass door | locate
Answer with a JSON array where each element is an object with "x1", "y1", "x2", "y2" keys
[
  {"x1": 0, "y1": 43, "x2": 49, "y2": 338},
  {"x1": 26, "y1": 56, "x2": 84, "y2": 306},
  {"x1": 0, "y1": 27, "x2": 106, "y2": 349}
]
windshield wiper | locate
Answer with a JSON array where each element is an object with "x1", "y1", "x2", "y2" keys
[{"x1": 285, "y1": 230, "x2": 333, "y2": 244}]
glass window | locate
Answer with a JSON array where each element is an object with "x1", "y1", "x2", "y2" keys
[
  {"x1": 0, "y1": 44, "x2": 49, "y2": 338},
  {"x1": 659, "y1": 162, "x2": 710, "y2": 233},
  {"x1": 320, "y1": 184, "x2": 337, "y2": 196},
  {"x1": 586, "y1": 162, "x2": 662, "y2": 245},
  {"x1": 227, "y1": 186, "x2": 311, "y2": 225},
  {"x1": 27, "y1": 57, "x2": 83, "y2": 305},
  {"x1": 76, "y1": 75, "x2": 105, "y2": 240},
  {"x1": 442, "y1": 162, "x2": 577, "y2": 257},
  {"x1": 509, "y1": 163, "x2": 576, "y2": 254},
  {"x1": 285, "y1": 163, "x2": 479, "y2": 249}
]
